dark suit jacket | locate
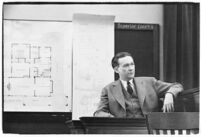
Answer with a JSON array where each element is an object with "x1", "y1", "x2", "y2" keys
[{"x1": 94, "y1": 77, "x2": 183, "y2": 117}]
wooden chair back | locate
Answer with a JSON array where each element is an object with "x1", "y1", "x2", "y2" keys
[{"x1": 146, "y1": 112, "x2": 199, "y2": 134}]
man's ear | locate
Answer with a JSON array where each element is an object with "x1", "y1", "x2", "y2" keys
[{"x1": 114, "y1": 66, "x2": 119, "y2": 73}]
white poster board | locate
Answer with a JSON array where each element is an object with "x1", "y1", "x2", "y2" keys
[
  {"x1": 72, "y1": 14, "x2": 115, "y2": 120},
  {"x1": 4, "y1": 20, "x2": 72, "y2": 112}
]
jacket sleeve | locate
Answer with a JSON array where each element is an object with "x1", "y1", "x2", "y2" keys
[
  {"x1": 152, "y1": 77, "x2": 184, "y2": 98},
  {"x1": 93, "y1": 87, "x2": 113, "y2": 117}
]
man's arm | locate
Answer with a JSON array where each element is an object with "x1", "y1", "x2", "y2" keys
[
  {"x1": 153, "y1": 77, "x2": 183, "y2": 98},
  {"x1": 162, "y1": 85, "x2": 183, "y2": 112},
  {"x1": 153, "y1": 78, "x2": 183, "y2": 112},
  {"x1": 94, "y1": 87, "x2": 114, "y2": 117}
]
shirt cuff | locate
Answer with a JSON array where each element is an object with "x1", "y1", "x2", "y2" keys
[{"x1": 166, "y1": 92, "x2": 175, "y2": 100}]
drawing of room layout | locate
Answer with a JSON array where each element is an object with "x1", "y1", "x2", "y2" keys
[{"x1": 5, "y1": 43, "x2": 53, "y2": 97}]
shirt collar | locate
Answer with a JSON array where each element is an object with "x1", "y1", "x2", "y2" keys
[{"x1": 120, "y1": 79, "x2": 134, "y2": 90}]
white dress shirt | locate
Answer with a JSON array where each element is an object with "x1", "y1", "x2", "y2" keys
[{"x1": 120, "y1": 79, "x2": 134, "y2": 91}]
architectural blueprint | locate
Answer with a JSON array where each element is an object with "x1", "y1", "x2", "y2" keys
[
  {"x1": 4, "y1": 20, "x2": 72, "y2": 112},
  {"x1": 7, "y1": 43, "x2": 53, "y2": 97}
]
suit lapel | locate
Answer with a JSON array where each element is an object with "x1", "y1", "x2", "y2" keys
[
  {"x1": 111, "y1": 78, "x2": 147, "y2": 111},
  {"x1": 134, "y1": 78, "x2": 146, "y2": 109},
  {"x1": 111, "y1": 80, "x2": 126, "y2": 110}
]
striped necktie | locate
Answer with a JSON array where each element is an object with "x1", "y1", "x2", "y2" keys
[{"x1": 127, "y1": 81, "x2": 134, "y2": 95}]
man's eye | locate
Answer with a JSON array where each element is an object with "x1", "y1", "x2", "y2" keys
[{"x1": 124, "y1": 64, "x2": 129, "y2": 67}]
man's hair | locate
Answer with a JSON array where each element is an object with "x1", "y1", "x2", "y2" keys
[{"x1": 111, "y1": 52, "x2": 133, "y2": 68}]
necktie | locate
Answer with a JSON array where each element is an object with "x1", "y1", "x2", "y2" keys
[{"x1": 127, "y1": 81, "x2": 133, "y2": 95}]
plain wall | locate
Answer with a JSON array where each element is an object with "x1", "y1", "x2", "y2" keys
[{"x1": 4, "y1": 4, "x2": 163, "y2": 23}]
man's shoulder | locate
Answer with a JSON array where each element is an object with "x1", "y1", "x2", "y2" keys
[
  {"x1": 103, "y1": 80, "x2": 120, "y2": 89},
  {"x1": 134, "y1": 77, "x2": 156, "y2": 82}
]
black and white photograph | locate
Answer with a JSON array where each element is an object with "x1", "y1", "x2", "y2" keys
[{"x1": 1, "y1": 1, "x2": 200, "y2": 134}]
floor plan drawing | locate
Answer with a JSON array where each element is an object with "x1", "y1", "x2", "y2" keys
[
  {"x1": 4, "y1": 20, "x2": 72, "y2": 112},
  {"x1": 6, "y1": 43, "x2": 53, "y2": 97}
]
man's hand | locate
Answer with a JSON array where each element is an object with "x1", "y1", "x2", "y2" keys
[{"x1": 162, "y1": 93, "x2": 174, "y2": 112}]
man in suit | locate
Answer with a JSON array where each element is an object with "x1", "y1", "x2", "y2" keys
[{"x1": 94, "y1": 52, "x2": 183, "y2": 118}]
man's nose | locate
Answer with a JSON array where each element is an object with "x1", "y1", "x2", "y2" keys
[{"x1": 128, "y1": 65, "x2": 134, "y2": 70}]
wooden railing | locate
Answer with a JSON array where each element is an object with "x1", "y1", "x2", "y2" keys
[{"x1": 175, "y1": 88, "x2": 199, "y2": 112}]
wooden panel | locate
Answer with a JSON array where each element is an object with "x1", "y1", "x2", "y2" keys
[
  {"x1": 3, "y1": 122, "x2": 71, "y2": 134},
  {"x1": 3, "y1": 112, "x2": 72, "y2": 134},
  {"x1": 80, "y1": 117, "x2": 148, "y2": 134},
  {"x1": 85, "y1": 127, "x2": 147, "y2": 134},
  {"x1": 66, "y1": 120, "x2": 85, "y2": 134}
]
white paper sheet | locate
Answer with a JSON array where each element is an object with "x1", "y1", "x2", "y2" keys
[{"x1": 72, "y1": 14, "x2": 115, "y2": 120}]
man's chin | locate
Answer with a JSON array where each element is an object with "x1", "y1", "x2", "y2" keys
[{"x1": 128, "y1": 75, "x2": 135, "y2": 79}]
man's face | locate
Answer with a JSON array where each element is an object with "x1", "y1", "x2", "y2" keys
[{"x1": 115, "y1": 56, "x2": 135, "y2": 81}]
